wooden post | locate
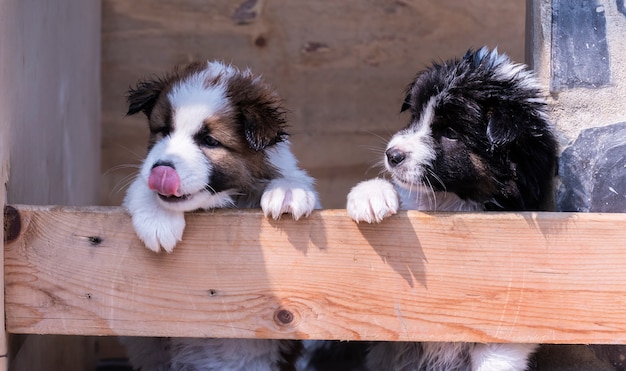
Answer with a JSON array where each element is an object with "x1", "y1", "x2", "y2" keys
[
  {"x1": 0, "y1": 68, "x2": 9, "y2": 371},
  {"x1": 0, "y1": 1, "x2": 101, "y2": 370},
  {"x1": 1, "y1": 2, "x2": 14, "y2": 369}
]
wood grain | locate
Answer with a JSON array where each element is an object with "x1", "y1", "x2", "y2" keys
[{"x1": 5, "y1": 205, "x2": 626, "y2": 344}]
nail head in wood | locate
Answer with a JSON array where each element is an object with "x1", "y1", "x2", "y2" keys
[{"x1": 88, "y1": 236, "x2": 103, "y2": 246}]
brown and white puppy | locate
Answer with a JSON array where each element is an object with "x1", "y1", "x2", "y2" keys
[
  {"x1": 122, "y1": 61, "x2": 318, "y2": 370},
  {"x1": 124, "y1": 61, "x2": 318, "y2": 253},
  {"x1": 347, "y1": 47, "x2": 558, "y2": 371}
]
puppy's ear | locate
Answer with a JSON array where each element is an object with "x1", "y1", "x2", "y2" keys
[
  {"x1": 400, "y1": 81, "x2": 416, "y2": 113},
  {"x1": 229, "y1": 74, "x2": 289, "y2": 151},
  {"x1": 400, "y1": 93, "x2": 412, "y2": 113},
  {"x1": 486, "y1": 104, "x2": 528, "y2": 148},
  {"x1": 240, "y1": 103, "x2": 288, "y2": 151},
  {"x1": 127, "y1": 78, "x2": 166, "y2": 118}
]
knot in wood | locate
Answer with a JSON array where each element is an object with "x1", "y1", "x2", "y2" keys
[
  {"x1": 3, "y1": 205, "x2": 21, "y2": 243},
  {"x1": 274, "y1": 308, "x2": 294, "y2": 325},
  {"x1": 254, "y1": 35, "x2": 267, "y2": 48}
]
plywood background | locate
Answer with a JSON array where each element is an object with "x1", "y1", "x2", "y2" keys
[
  {"x1": 5, "y1": 2, "x2": 101, "y2": 206},
  {"x1": 101, "y1": 0, "x2": 527, "y2": 209}
]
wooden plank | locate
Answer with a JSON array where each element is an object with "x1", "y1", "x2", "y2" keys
[
  {"x1": 5, "y1": 205, "x2": 626, "y2": 344},
  {"x1": 1, "y1": 1, "x2": 16, "y2": 367}
]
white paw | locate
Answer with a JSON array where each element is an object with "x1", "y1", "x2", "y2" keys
[
  {"x1": 124, "y1": 179, "x2": 186, "y2": 253},
  {"x1": 471, "y1": 343, "x2": 538, "y2": 371},
  {"x1": 346, "y1": 178, "x2": 399, "y2": 223},
  {"x1": 131, "y1": 210, "x2": 186, "y2": 253},
  {"x1": 261, "y1": 178, "x2": 319, "y2": 220}
]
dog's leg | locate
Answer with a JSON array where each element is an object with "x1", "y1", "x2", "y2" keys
[
  {"x1": 124, "y1": 177, "x2": 186, "y2": 253},
  {"x1": 470, "y1": 343, "x2": 537, "y2": 371},
  {"x1": 261, "y1": 141, "x2": 319, "y2": 219},
  {"x1": 119, "y1": 336, "x2": 171, "y2": 371},
  {"x1": 346, "y1": 178, "x2": 400, "y2": 223},
  {"x1": 168, "y1": 338, "x2": 299, "y2": 371}
]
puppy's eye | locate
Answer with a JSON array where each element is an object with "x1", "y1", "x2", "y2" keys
[
  {"x1": 442, "y1": 127, "x2": 459, "y2": 140},
  {"x1": 150, "y1": 125, "x2": 171, "y2": 137},
  {"x1": 197, "y1": 134, "x2": 221, "y2": 148},
  {"x1": 151, "y1": 126, "x2": 170, "y2": 137}
]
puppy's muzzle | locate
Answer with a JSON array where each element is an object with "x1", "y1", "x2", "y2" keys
[
  {"x1": 148, "y1": 162, "x2": 190, "y2": 202},
  {"x1": 386, "y1": 148, "x2": 406, "y2": 167}
]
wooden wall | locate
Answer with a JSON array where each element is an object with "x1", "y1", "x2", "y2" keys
[
  {"x1": 0, "y1": 1, "x2": 101, "y2": 370},
  {"x1": 101, "y1": 0, "x2": 527, "y2": 209},
  {"x1": 3, "y1": 2, "x2": 101, "y2": 206}
]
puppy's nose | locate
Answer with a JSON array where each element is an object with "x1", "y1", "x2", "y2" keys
[{"x1": 386, "y1": 148, "x2": 406, "y2": 167}]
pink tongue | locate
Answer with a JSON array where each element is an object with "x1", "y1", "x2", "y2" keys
[{"x1": 148, "y1": 166, "x2": 182, "y2": 197}]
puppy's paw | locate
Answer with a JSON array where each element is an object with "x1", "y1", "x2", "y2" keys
[
  {"x1": 124, "y1": 179, "x2": 186, "y2": 253},
  {"x1": 131, "y1": 210, "x2": 185, "y2": 253},
  {"x1": 471, "y1": 343, "x2": 538, "y2": 371},
  {"x1": 261, "y1": 178, "x2": 319, "y2": 220},
  {"x1": 347, "y1": 178, "x2": 399, "y2": 223}
]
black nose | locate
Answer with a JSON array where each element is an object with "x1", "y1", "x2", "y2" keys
[
  {"x1": 386, "y1": 148, "x2": 406, "y2": 167},
  {"x1": 151, "y1": 160, "x2": 175, "y2": 170}
]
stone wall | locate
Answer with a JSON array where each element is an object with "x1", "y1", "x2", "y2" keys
[
  {"x1": 529, "y1": 1, "x2": 626, "y2": 369},
  {"x1": 529, "y1": 0, "x2": 626, "y2": 142},
  {"x1": 529, "y1": 0, "x2": 626, "y2": 214}
]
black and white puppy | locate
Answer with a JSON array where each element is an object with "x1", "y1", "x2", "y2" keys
[
  {"x1": 122, "y1": 61, "x2": 318, "y2": 370},
  {"x1": 347, "y1": 48, "x2": 558, "y2": 371}
]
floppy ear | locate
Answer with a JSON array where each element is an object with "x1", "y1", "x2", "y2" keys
[
  {"x1": 486, "y1": 103, "x2": 527, "y2": 148},
  {"x1": 400, "y1": 93, "x2": 412, "y2": 113},
  {"x1": 229, "y1": 74, "x2": 289, "y2": 151},
  {"x1": 240, "y1": 103, "x2": 288, "y2": 151},
  {"x1": 400, "y1": 81, "x2": 416, "y2": 113},
  {"x1": 126, "y1": 78, "x2": 166, "y2": 118}
]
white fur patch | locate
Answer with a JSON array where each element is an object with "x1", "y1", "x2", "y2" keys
[
  {"x1": 471, "y1": 343, "x2": 538, "y2": 371},
  {"x1": 385, "y1": 98, "x2": 436, "y2": 186},
  {"x1": 346, "y1": 178, "x2": 399, "y2": 223},
  {"x1": 124, "y1": 178, "x2": 186, "y2": 253},
  {"x1": 261, "y1": 141, "x2": 320, "y2": 219}
]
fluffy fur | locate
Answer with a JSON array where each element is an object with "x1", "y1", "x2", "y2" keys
[
  {"x1": 122, "y1": 61, "x2": 319, "y2": 370},
  {"x1": 347, "y1": 47, "x2": 558, "y2": 371}
]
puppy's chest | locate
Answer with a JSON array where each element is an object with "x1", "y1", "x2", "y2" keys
[{"x1": 398, "y1": 189, "x2": 484, "y2": 212}]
